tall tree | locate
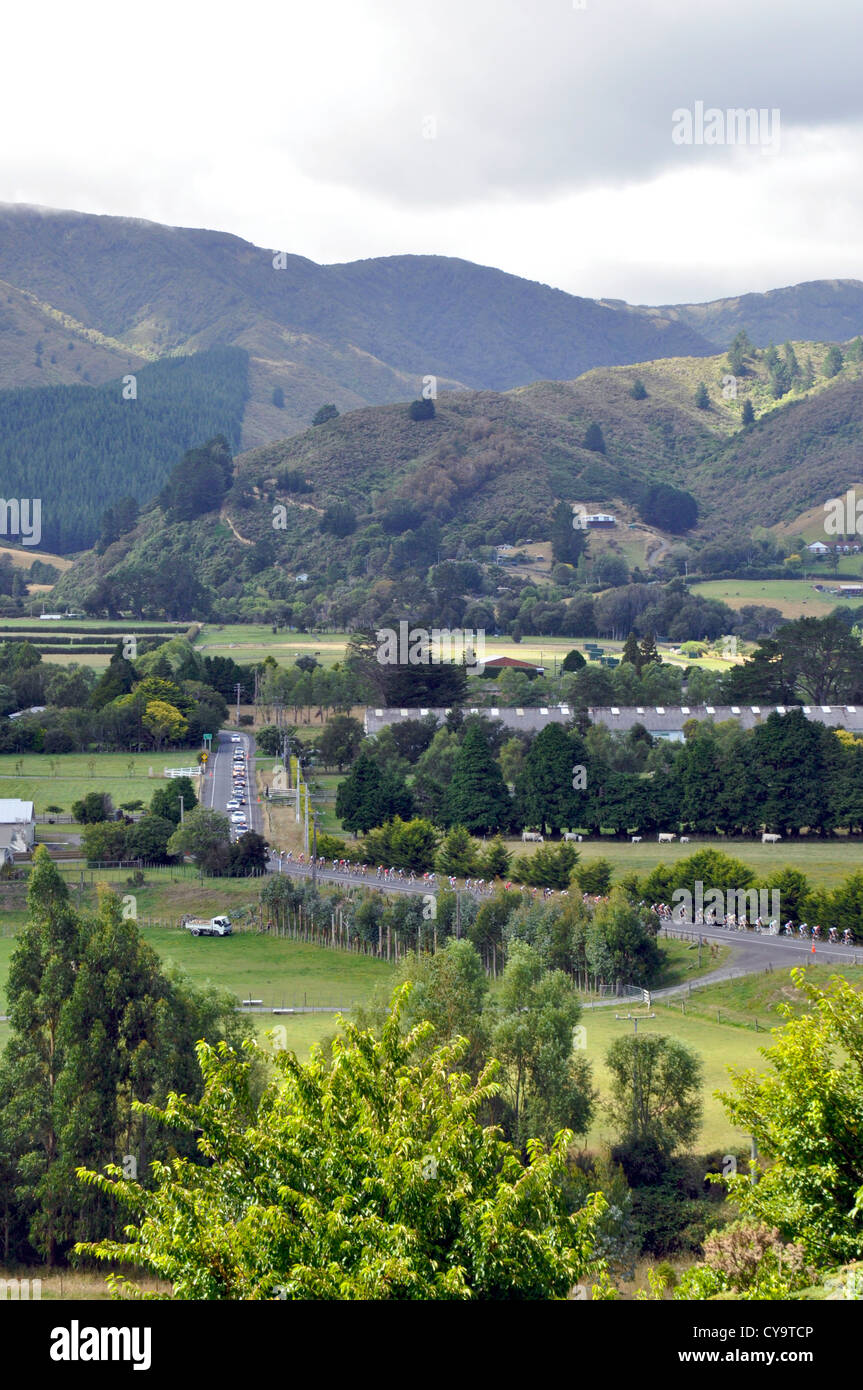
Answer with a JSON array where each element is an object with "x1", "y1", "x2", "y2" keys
[
  {"x1": 487, "y1": 942, "x2": 594, "y2": 1149},
  {"x1": 445, "y1": 724, "x2": 511, "y2": 832},
  {"x1": 335, "y1": 750, "x2": 412, "y2": 834},
  {"x1": 0, "y1": 851, "x2": 77, "y2": 1264},
  {"x1": 516, "y1": 723, "x2": 586, "y2": 834},
  {"x1": 604, "y1": 1034, "x2": 703, "y2": 1166}
]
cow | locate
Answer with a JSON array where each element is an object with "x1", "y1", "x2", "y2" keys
[
  {"x1": 680, "y1": 836, "x2": 690, "y2": 844},
  {"x1": 522, "y1": 831, "x2": 544, "y2": 843},
  {"x1": 658, "y1": 833, "x2": 676, "y2": 843},
  {"x1": 762, "y1": 832, "x2": 781, "y2": 844},
  {"x1": 631, "y1": 836, "x2": 642, "y2": 844},
  {"x1": 563, "y1": 832, "x2": 582, "y2": 842}
]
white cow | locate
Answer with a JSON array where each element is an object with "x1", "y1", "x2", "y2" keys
[
  {"x1": 631, "y1": 836, "x2": 642, "y2": 844},
  {"x1": 680, "y1": 836, "x2": 690, "y2": 844},
  {"x1": 563, "y1": 832, "x2": 582, "y2": 842},
  {"x1": 762, "y1": 832, "x2": 781, "y2": 844},
  {"x1": 522, "y1": 831, "x2": 544, "y2": 843},
  {"x1": 658, "y1": 833, "x2": 677, "y2": 844}
]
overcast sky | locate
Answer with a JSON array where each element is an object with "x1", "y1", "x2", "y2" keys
[{"x1": 3, "y1": 0, "x2": 862, "y2": 304}]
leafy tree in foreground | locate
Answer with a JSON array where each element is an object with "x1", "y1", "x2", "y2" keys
[
  {"x1": 717, "y1": 970, "x2": 863, "y2": 1266},
  {"x1": 76, "y1": 986, "x2": 607, "y2": 1300}
]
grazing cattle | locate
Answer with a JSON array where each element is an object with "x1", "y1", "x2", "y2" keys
[
  {"x1": 563, "y1": 832, "x2": 582, "y2": 842},
  {"x1": 522, "y1": 831, "x2": 544, "y2": 843},
  {"x1": 680, "y1": 836, "x2": 690, "y2": 844},
  {"x1": 657, "y1": 833, "x2": 676, "y2": 844},
  {"x1": 631, "y1": 836, "x2": 642, "y2": 844},
  {"x1": 762, "y1": 832, "x2": 781, "y2": 844}
]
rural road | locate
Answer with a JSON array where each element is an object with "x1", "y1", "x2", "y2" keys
[
  {"x1": 584, "y1": 922, "x2": 862, "y2": 1008},
  {"x1": 207, "y1": 729, "x2": 264, "y2": 840}
]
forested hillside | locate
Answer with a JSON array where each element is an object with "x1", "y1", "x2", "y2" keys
[
  {"x1": 0, "y1": 347, "x2": 249, "y2": 551},
  {"x1": 49, "y1": 334, "x2": 863, "y2": 626}
]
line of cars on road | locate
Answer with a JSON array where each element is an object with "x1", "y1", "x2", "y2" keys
[{"x1": 225, "y1": 735, "x2": 249, "y2": 835}]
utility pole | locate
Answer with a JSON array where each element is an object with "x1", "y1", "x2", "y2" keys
[
  {"x1": 179, "y1": 795, "x2": 184, "y2": 825},
  {"x1": 235, "y1": 682, "x2": 242, "y2": 724},
  {"x1": 311, "y1": 813, "x2": 318, "y2": 886}
]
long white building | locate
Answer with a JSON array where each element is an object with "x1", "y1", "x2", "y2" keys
[{"x1": 364, "y1": 704, "x2": 863, "y2": 740}]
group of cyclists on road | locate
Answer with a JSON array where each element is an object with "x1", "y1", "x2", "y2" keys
[
  {"x1": 271, "y1": 852, "x2": 856, "y2": 945},
  {"x1": 650, "y1": 902, "x2": 854, "y2": 945}
]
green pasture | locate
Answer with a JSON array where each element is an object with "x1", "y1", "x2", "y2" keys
[
  {"x1": 189, "y1": 626, "x2": 737, "y2": 675},
  {"x1": 692, "y1": 577, "x2": 863, "y2": 620},
  {"x1": 513, "y1": 836, "x2": 863, "y2": 891},
  {"x1": 0, "y1": 751, "x2": 202, "y2": 814},
  {"x1": 665, "y1": 960, "x2": 863, "y2": 1030},
  {"x1": 0, "y1": 618, "x2": 184, "y2": 630},
  {"x1": 193, "y1": 625, "x2": 348, "y2": 667},
  {"x1": 582, "y1": 960, "x2": 863, "y2": 1150},
  {"x1": 580, "y1": 1003, "x2": 766, "y2": 1151}
]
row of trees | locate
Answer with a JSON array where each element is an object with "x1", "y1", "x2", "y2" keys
[
  {"x1": 0, "y1": 640, "x2": 230, "y2": 753},
  {"x1": 79, "y1": 781, "x2": 270, "y2": 878},
  {"x1": 329, "y1": 705, "x2": 863, "y2": 839}
]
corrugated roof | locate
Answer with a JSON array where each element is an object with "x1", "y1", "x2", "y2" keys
[{"x1": 364, "y1": 705, "x2": 863, "y2": 735}]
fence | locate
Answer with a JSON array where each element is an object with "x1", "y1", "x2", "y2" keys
[{"x1": 658, "y1": 965, "x2": 779, "y2": 1031}]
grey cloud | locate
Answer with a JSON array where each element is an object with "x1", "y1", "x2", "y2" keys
[{"x1": 286, "y1": 0, "x2": 863, "y2": 206}]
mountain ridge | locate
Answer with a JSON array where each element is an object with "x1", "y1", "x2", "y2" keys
[{"x1": 5, "y1": 203, "x2": 863, "y2": 454}]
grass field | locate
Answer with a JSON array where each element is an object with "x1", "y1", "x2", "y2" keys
[
  {"x1": 0, "y1": 751, "x2": 203, "y2": 815},
  {"x1": 692, "y1": 577, "x2": 863, "y2": 620},
  {"x1": 0, "y1": 920, "x2": 393, "y2": 1058},
  {"x1": 140, "y1": 929, "x2": 392, "y2": 1009},
  {"x1": 580, "y1": 1003, "x2": 764, "y2": 1151},
  {"x1": 193, "y1": 625, "x2": 349, "y2": 667},
  {"x1": 191, "y1": 625, "x2": 740, "y2": 676},
  {"x1": 663, "y1": 960, "x2": 863, "y2": 1029},
  {"x1": 580, "y1": 960, "x2": 863, "y2": 1151},
  {"x1": 512, "y1": 835, "x2": 863, "y2": 891}
]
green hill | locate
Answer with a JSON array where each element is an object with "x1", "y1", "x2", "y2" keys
[{"x1": 49, "y1": 336, "x2": 863, "y2": 619}]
